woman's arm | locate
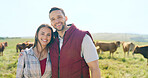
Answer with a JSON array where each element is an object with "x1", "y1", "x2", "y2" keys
[{"x1": 16, "y1": 52, "x2": 25, "y2": 78}]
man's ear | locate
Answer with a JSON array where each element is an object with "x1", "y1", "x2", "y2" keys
[
  {"x1": 51, "y1": 23, "x2": 53, "y2": 26},
  {"x1": 65, "y1": 16, "x2": 68, "y2": 21}
]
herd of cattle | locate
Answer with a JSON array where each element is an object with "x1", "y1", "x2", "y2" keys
[
  {"x1": 0, "y1": 41, "x2": 34, "y2": 56},
  {"x1": 0, "y1": 40, "x2": 148, "y2": 65},
  {"x1": 94, "y1": 41, "x2": 148, "y2": 65},
  {"x1": 16, "y1": 41, "x2": 34, "y2": 52}
]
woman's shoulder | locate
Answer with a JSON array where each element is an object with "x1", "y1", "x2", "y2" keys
[{"x1": 20, "y1": 47, "x2": 34, "y2": 55}]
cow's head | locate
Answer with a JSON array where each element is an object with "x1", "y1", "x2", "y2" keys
[
  {"x1": 3, "y1": 42, "x2": 8, "y2": 47},
  {"x1": 22, "y1": 43, "x2": 27, "y2": 49},
  {"x1": 132, "y1": 46, "x2": 140, "y2": 55},
  {"x1": 116, "y1": 41, "x2": 120, "y2": 47},
  {"x1": 95, "y1": 41, "x2": 99, "y2": 47}
]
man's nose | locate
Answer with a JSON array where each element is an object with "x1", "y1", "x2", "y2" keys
[{"x1": 55, "y1": 19, "x2": 60, "y2": 23}]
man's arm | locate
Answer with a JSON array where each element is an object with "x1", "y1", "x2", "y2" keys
[
  {"x1": 87, "y1": 60, "x2": 101, "y2": 78},
  {"x1": 81, "y1": 34, "x2": 101, "y2": 78}
]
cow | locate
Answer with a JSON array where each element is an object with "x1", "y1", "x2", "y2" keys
[
  {"x1": 122, "y1": 42, "x2": 135, "y2": 57},
  {"x1": 16, "y1": 41, "x2": 34, "y2": 53},
  {"x1": 95, "y1": 41, "x2": 120, "y2": 57},
  {"x1": 2, "y1": 42, "x2": 8, "y2": 47},
  {"x1": 16, "y1": 43, "x2": 27, "y2": 53},
  {"x1": 0, "y1": 43, "x2": 5, "y2": 56},
  {"x1": 26, "y1": 41, "x2": 34, "y2": 48},
  {"x1": 133, "y1": 45, "x2": 148, "y2": 65}
]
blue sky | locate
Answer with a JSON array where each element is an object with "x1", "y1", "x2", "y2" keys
[{"x1": 0, "y1": 0, "x2": 148, "y2": 37}]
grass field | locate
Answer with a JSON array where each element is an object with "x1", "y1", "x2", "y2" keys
[
  {"x1": 0, "y1": 38, "x2": 34, "y2": 78},
  {"x1": 0, "y1": 38, "x2": 148, "y2": 78}
]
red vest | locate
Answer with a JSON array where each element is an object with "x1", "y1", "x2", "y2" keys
[{"x1": 49, "y1": 24, "x2": 93, "y2": 78}]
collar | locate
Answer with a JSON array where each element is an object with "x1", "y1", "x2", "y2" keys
[
  {"x1": 26, "y1": 47, "x2": 35, "y2": 56},
  {"x1": 26, "y1": 47, "x2": 50, "y2": 61}
]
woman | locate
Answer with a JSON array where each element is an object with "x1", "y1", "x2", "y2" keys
[{"x1": 16, "y1": 24, "x2": 53, "y2": 78}]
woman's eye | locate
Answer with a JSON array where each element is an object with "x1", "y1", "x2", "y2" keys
[
  {"x1": 47, "y1": 33, "x2": 50, "y2": 36},
  {"x1": 41, "y1": 33, "x2": 44, "y2": 35},
  {"x1": 51, "y1": 18, "x2": 55, "y2": 21}
]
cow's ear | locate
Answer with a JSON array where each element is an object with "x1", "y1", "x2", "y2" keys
[{"x1": 136, "y1": 46, "x2": 139, "y2": 48}]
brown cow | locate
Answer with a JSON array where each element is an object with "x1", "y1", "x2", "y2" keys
[
  {"x1": 122, "y1": 42, "x2": 135, "y2": 57},
  {"x1": 16, "y1": 43, "x2": 27, "y2": 52},
  {"x1": 0, "y1": 43, "x2": 5, "y2": 56},
  {"x1": 2, "y1": 42, "x2": 8, "y2": 47},
  {"x1": 95, "y1": 41, "x2": 120, "y2": 57},
  {"x1": 16, "y1": 41, "x2": 34, "y2": 53},
  {"x1": 26, "y1": 42, "x2": 34, "y2": 48},
  {"x1": 133, "y1": 45, "x2": 148, "y2": 65}
]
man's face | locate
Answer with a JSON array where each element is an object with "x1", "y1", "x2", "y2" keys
[{"x1": 49, "y1": 10, "x2": 67, "y2": 31}]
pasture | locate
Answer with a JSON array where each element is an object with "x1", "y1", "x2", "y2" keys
[
  {"x1": 0, "y1": 38, "x2": 34, "y2": 78},
  {"x1": 0, "y1": 38, "x2": 148, "y2": 78}
]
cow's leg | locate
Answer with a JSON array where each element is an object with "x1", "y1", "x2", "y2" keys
[
  {"x1": 109, "y1": 52, "x2": 111, "y2": 57},
  {"x1": 128, "y1": 48, "x2": 130, "y2": 57},
  {"x1": 19, "y1": 49, "x2": 21, "y2": 52},
  {"x1": 128, "y1": 51, "x2": 129, "y2": 57},
  {"x1": 16, "y1": 47, "x2": 18, "y2": 53},
  {"x1": 99, "y1": 49, "x2": 101, "y2": 54},
  {"x1": 97, "y1": 48, "x2": 101, "y2": 54},
  {"x1": 112, "y1": 53, "x2": 114, "y2": 57},
  {"x1": 101, "y1": 51, "x2": 103, "y2": 54},
  {"x1": 128, "y1": 45, "x2": 132, "y2": 57},
  {"x1": 147, "y1": 59, "x2": 148, "y2": 66},
  {"x1": 2, "y1": 52, "x2": 3, "y2": 56}
]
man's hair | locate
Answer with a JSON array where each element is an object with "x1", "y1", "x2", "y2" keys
[{"x1": 49, "y1": 7, "x2": 65, "y2": 16}]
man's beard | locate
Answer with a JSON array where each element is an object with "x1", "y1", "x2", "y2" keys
[
  {"x1": 56, "y1": 22, "x2": 66, "y2": 31},
  {"x1": 56, "y1": 25, "x2": 65, "y2": 31}
]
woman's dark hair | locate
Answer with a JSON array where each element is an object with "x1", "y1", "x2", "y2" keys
[{"x1": 33, "y1": 24, "x2": 54, "y2": 49}]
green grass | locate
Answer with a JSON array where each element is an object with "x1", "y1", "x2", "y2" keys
[
  {"x1": 0, "y1": 38, "x2": 34, "y2": 78},
  {"x1": 0, "y1": 39, "x2": 148, "y2": 78},
  {"x1": 97, "y1": 40, "x2": 148, "y2": 78}
]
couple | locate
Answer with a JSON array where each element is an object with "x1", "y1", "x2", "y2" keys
[{"x1": 16, "y1": 7, "x2": 101, "y2": 78}]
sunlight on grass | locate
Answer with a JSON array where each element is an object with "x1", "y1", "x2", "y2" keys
[
  {"x1": 0, "y1": 38, "x2": 34, "y2": 78},
  {"x1": 0, "y1": 39, "x2": 148, "y2": 78}
]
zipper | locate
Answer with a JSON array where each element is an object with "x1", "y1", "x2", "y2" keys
[
  {"x1": 57, "y1": 31, "x2": 66, "y2": 78},
  {"x1": 57, "y1": 38, "x2": 61, "y2": 78},
  {"x1": 58, "y1": 51, "x2": 60, "y2": 78}
]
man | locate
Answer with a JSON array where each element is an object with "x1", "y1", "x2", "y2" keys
[{"x1": 49, "y1": 7, "x2": 101, "y2": 78}]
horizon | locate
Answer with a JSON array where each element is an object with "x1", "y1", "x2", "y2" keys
[
  {"x1": 0, "y1": 0, "x2": 148, "y2": 37},
  {"x1": 1, "y1": 32, "x2": 148, "y2": 38}
]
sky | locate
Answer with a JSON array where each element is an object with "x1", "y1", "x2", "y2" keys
[{"x1": 0, "y1": 0, "x2": 148, "y2": 37}]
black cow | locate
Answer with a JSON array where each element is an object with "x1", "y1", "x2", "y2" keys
[{"x1": 133, "y1": 46, "x2": 148, "y2": 65}]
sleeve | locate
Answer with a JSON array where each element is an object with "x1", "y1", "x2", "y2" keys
[
  {"x1": 16, "y1": 52, "x2": 25, "y2": 78},
  {"x1": 81, "y1": 34, "x2": 99, "y2": 63}
]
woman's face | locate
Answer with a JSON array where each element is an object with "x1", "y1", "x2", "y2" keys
[{"x1": 37, "y1": 27, "x2": 52, "y2": 48}]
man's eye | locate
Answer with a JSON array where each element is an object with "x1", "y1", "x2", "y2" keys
[
  {"x1": 51, "y1": 18, "x2": 55, "y2": 21},
  {"x1": 58, "y1": 16, "x2": 62, "y2": 19}
]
